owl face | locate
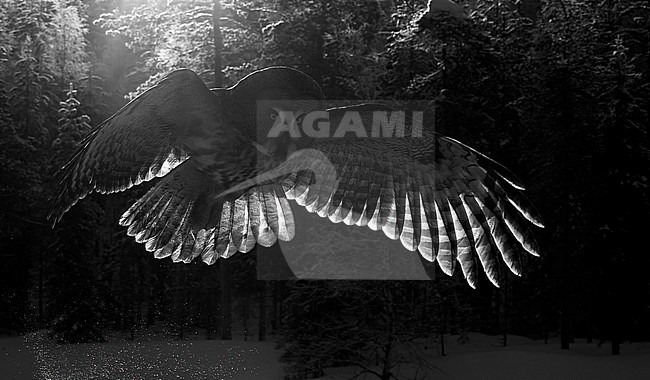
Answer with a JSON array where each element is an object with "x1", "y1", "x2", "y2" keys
[{"x1": 256, "y1": 97, "x2": 322, "y2": 139}]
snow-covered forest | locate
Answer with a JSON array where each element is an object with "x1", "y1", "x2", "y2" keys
[{"x1": 0, "y1": 0, "x2": 649, "y2": 379}]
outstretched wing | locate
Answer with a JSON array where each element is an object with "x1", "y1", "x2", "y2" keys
[
  {"x1": 49, "y1": 69, "x2": 222, "y2": 223},
  {"x1": 118, "y1": 160, "x2": 295, "y2": 264},
  {"x1": 276, "y1": 104, "x2": 543, "y2": 287}
]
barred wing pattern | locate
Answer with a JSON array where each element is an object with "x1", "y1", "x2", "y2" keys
[
  {"x1": 118, "y1": 161, "x2": 296, "y2": 265},
  {"x1": 49, "y1": 69, "x2": 219, "y2": 223},
  {"x1": 274, "y1": 107, "x2": 544, "y2": 288},
  {"x1": 137, "y1": 105, "x2": 544, "y2": 287},
  {"x1": 50, "y1": 67, "x2": 325, "y2": 271}
]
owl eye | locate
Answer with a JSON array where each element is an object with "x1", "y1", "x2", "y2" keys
[{"x1": 269, "y1": 112, "x2": 278, "y2": 121}]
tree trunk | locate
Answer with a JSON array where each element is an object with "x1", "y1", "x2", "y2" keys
[
  {"x1": 450, "y1": 292, "x2": 458, "y2": 335},
  {"x1": 258, "y1": 281, "x2": 267, "y2": 341},
  {"x1": 212, "y1": 0, "x2": 223, "y2": 87},
  {"x1": 381, "y1": 340, "x2": 392, "y2": 380},
  {"x1": 560, "y1": 307, "x2": 571, "y2": 350},
  {"x1": 271, "y1": 281, "x2": 281, "y2": 333},
  {"x1": 205, "y1": 284, "x2": 218, "y2": 339},
  {"x1": 381, "y1": 288, "x2": 394, "y2": 380},
  {"x1": 220, "y1": 260, "x2": 232, "y2": 340},
  {"x1": 242, "y1": 295, "x2": 250, "y2": 341},
  {"x1": 501, "y1": 274, "x2": 508, "y2": 347},
  {"x1": 38, "y1": 249, "x2": 44, "y2": 328},
  {"x1": 174, "y1": 265, "x2": 186, "y2": 340}
]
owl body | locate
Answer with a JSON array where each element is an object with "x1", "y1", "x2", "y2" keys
[{"x1": 51, "y1": 67, "x2": 543, "y2": 287}]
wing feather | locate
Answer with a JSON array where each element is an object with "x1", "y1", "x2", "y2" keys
[
  {"x1": 119, "y1": 161, "x2": 295, "y2": 265},
  {"x1": 283, "y1": 103, "x2": 543, "y2": 285},
  {"x1": 49, "y1": 69, "x2": 221, "y2": 224}
]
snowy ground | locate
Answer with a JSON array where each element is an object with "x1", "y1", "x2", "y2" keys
[
  {"x1": 319, "y1": 333, "x2": 650, "y2": 379},
  {"x1": 0, "y1": 330, "x2": 285, "y2": 379},
  {"x1": 1, "y1": 331, "x2": 648, "y2": 379}
]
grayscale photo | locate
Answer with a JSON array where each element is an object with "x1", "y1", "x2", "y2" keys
[{"x1": 1, "y1": 0, "x2": 648, "y2": 379}]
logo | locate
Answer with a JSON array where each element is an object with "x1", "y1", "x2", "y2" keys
[
  {"x1": 267, "y1": 109, "x2": 424, "y2": 138},
  {"x1": 258, "y1": 100, "x2": 434, "y2": 140},
  {"x1": 250, "y1": 100, "x2": 437, "y2": 280}
]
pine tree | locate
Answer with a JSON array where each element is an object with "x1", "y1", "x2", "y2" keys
[{"x1": 48, "y1": 84, "x2": 105, "y2": 343}]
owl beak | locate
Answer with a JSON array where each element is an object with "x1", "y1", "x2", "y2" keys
[
  {"x1": 252, "y1": 128, "x2": 295, "y2": 158},
  {"x1": 253, "y1": 107, "x2": 301, "y2": 158}
]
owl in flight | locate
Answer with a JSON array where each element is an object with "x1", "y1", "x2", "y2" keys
[{"x1": 50, "y1": 67, "x2": 543, "y2": 288}]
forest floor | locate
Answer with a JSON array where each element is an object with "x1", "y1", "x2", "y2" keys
[
  {"x1": 0, "y1": 328, "x2": 284, "y2": 380},
  {"x1": 1, "y1": 330, "x2": 649, "y2": 379},
  {"x1": 319, "y1": 333, "x2": 650, "y2": 379}
]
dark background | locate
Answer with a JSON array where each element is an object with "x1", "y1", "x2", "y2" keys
[{"x1": 0, "y1": 0, "x2": 648, "y2": 378}]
